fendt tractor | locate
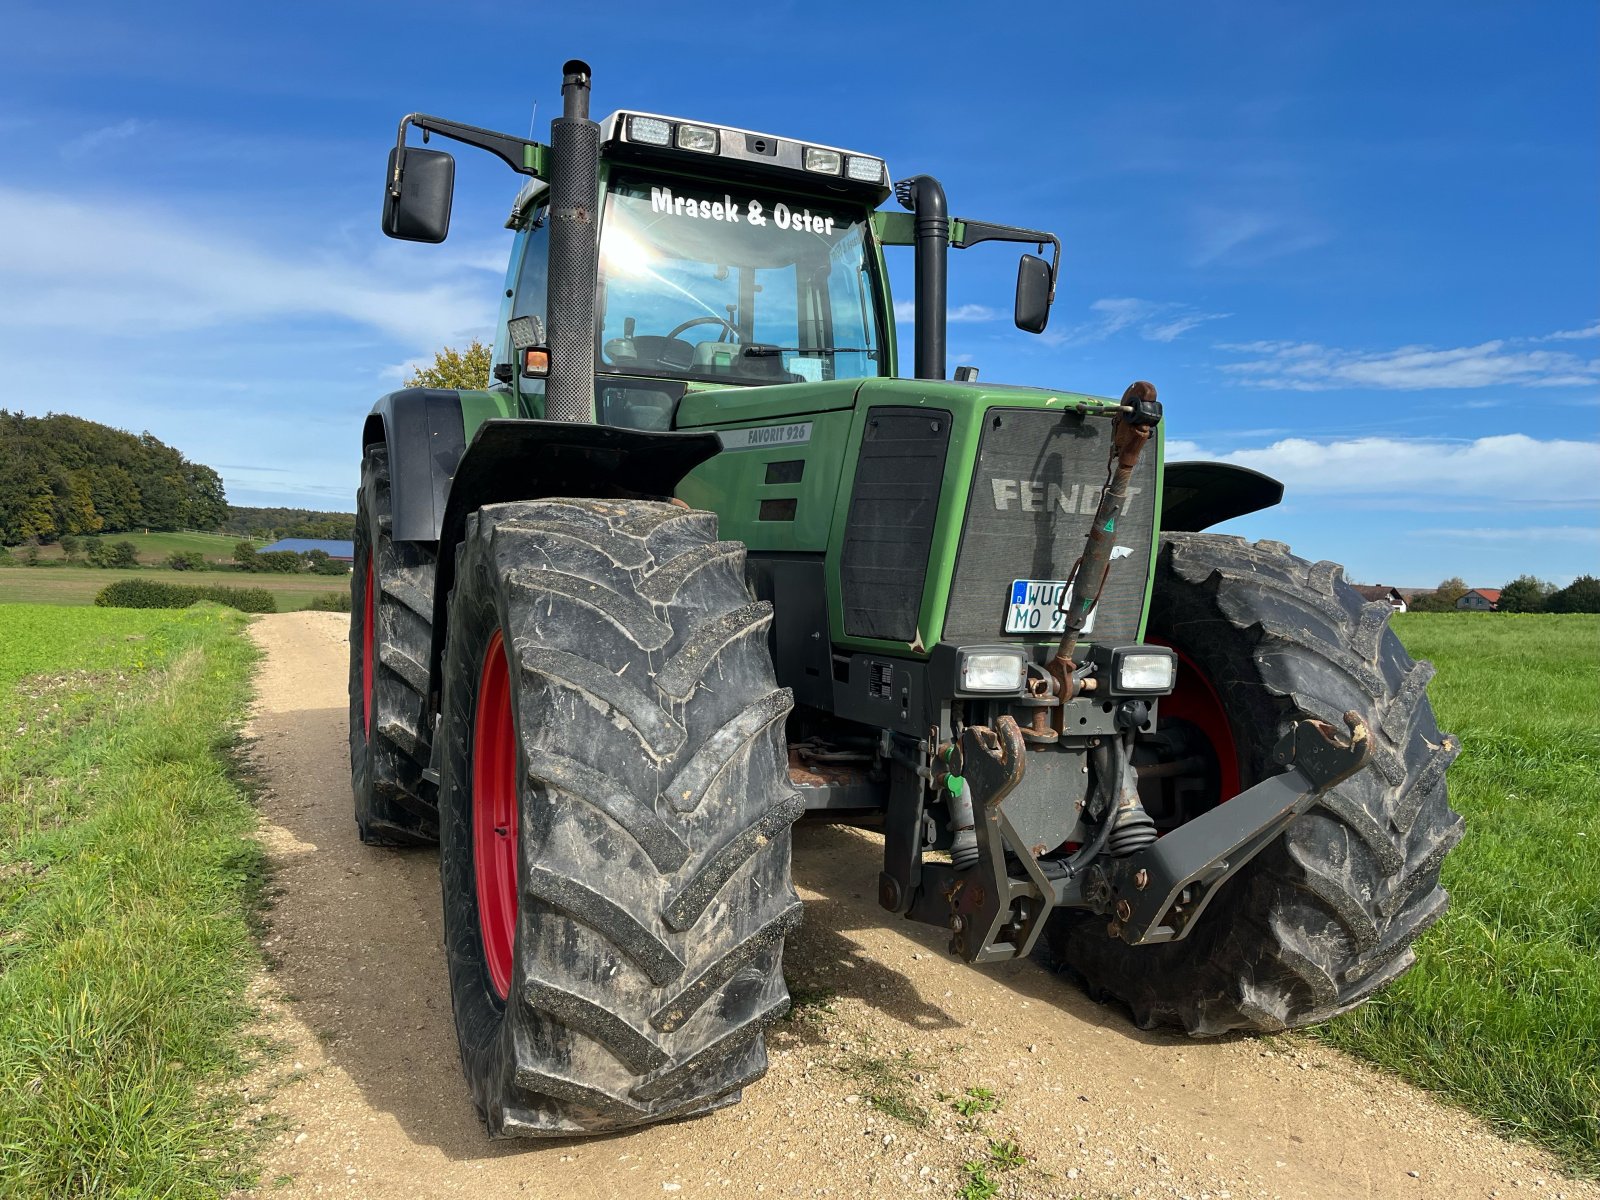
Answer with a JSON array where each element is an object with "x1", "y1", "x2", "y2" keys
[{"x1": 350, "y1": 61, "x2": 1462, "y2": 1137}]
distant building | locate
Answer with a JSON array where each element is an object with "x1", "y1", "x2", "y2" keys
[
  {"x1": 1457, "y1": 588, "x2": 1501, "y2": 611},
  {"x1": 1352, "y1": 585, "x2": 1408, "y2": 612},
  {"x1": 261, "y1": 538, "x2": 355, "y2": 562}
]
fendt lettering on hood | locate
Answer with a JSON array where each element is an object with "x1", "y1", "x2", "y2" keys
[{"x1": 990, "y1": 479, "x2": 1143, "y2": 514}]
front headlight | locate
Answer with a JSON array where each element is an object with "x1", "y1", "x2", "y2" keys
[
  {"x1": 958, "y1": 649, "x2": 1027, "y2": 694},
  {"x1": 1115, "y1": 649, "x2": 1177, "y2": 694}
]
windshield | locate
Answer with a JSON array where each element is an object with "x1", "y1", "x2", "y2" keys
[{"x1": 597, "y1": 173, "x2": 882, "y2": 386}]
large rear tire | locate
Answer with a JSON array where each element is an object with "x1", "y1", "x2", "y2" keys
[
  {"x1": 349, "y1": 442, "x2": 438, "y2": 845},
  {"x1": 1050, "y1": 533, "x2": 1463, "y2": 1034},
  {"x1": 437, "y1": 498, "x2": 802, "y2": 1136}
]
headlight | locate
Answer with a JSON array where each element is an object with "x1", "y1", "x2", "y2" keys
[
  {"x1": 958, "y1": 649, "x2": 1027, "y2": 693},
  {"x1": 845, "y1": 155, "x2": 885, "y2": 184},
  {"x1": 803, "y1": 146, "x2": 842, "y2": 174},
  {"x1": 1116, "y1": 649, "x2": 1177, "y2": 694},
  {"x1": 675, "y1": 123, "x2": 718, "y2": 153},
  {"x1": 627, "y1": 116, "x2": 672, "y2": 146}
]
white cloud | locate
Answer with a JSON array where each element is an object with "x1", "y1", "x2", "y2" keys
[
  {"x1": 0, "y1": 186, "x2": 495, "y2": 347},
  {"x1": 1188, "y1": 209, "x2": 1328, "y2": 268},
  {"x1": 1217, "y1": 331, "x2": 1600, "y2": 391},
  {"x1": 950, "y1": 304, "x2": 1001, "y2": 323},
  {"x1": 1415, "y1": 525, "x2": 1600, "y2": 543},
  {"x1": 61, "y1": 118, "x2": 149, "y2": 158},
  {"x1": 893, "y1": 300, "x2": 1001, "y2": 324},
  {"x1": 1169, "y1": 433, "x2": 1600, "y2": 506},
  {"x1": 1045, "y1": 297, "x2": 1229, "y2": 346},
  {"x1": 1538, "y1": 322, "x2": 1600, "y2": 342}
]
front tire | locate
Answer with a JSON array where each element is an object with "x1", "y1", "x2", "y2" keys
[
  {"x1": 349, "y1": 442, "x2": 438, "y2": 844},
  {"x1": 437, "y1": 498, "x2": 802, "y2": 1136},
  {"x1": 1051, "y1": 534, "x2": 1464, "y2": 1034}
]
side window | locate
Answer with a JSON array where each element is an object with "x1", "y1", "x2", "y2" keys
[
  {"x1": 491, "y1": 228, "x2": 527, "y2": 384},
  {"x1": 511, "y1": 207, "x2": 549, "y2": 404},
  {"x1": 514, "y1": 207, "x2": 550, "y2": 331}
]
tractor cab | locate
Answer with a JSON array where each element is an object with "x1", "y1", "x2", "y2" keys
[{"x1": 493, "y1": 112, "x2": 894, "y2": 429}]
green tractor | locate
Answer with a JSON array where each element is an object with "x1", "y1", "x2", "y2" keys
[{"x1": 351, "y1": 60, "x2": 1462, "y2": 1137}]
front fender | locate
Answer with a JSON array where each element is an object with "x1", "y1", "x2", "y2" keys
[
  {"x1": 1160, "y1": 461, "x2": 1284, "y2": 533},
  {"x1": 426, "y1": 418, "x2": 722, "y2": 696}
]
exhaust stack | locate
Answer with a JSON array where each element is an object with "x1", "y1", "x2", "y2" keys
[
  {"x1": 895, "y1": 175, "x2": 949, "y2": 381},
  {"x1": 544, "y1": 59, "x2": 600, "y2": 423}
]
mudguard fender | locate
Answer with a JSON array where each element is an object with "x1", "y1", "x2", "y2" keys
[
  {"x1": 426, "y1": 418, "x2": 722, "y2": 693},
  {"x1": 1160, "y1": 460, "x2": 1284, "y2": 533}
]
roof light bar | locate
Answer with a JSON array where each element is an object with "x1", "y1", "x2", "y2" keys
[{"x1": 605, "y1": 111, "x2": 893, "y2": 201}]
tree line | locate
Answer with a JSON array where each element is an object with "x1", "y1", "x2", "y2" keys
[
  {"x1": 1407, "y1": 575, "x2": 1600, "y2": 613},
  {"x1": 222, "y1": 506, "x2": 355, "y2": 542},
  {"x1": 0, "y1": 411, "x2": 227, "y2": 545}
]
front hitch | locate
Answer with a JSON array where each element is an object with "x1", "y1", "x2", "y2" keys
[
  {"x1": 1084, "y1": 712, "x2": 1372, "y2": 946},
  {"x1": 904, "y1": 712, "x2": 1371, "y2": 962}
]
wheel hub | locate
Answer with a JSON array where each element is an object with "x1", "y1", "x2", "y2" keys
[{"x1": 472, "y1": 629, "x2": 519, "y2": 1001}]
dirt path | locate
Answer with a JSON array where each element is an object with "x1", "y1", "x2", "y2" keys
[{"x1": 242, "y1": 612, "x2": 1592, "y2": 1200}]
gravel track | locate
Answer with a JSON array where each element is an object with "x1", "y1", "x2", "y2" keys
[{"x1": 241, "y1": 612, "x2": 1593, "y2": 1200}]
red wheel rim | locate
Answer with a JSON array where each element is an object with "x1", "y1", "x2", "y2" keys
[
  {"x1": 472, "y1": 629, "x2": 519, "y2": 1001},
  {"x1": 1150, "y1": 639, "x2": 1242, "y2": 804},
  {"x1": 361, "y1": 554, "x2": 375, "y2": 736}
]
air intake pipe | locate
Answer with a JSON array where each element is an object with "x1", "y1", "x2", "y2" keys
[
  {"x1": 894, "y1": 175, "x2": 949, "y2": 381},
  {"x1": 544, "y1": 59, "x2": 600, "y2": 423}
]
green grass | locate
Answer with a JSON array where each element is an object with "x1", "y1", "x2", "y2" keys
[
  {"x1": 1316, "y1": 612, "x2": 1600, "y2": 1176},
  {"x1": 0, "y1": 564, "x2": 346, "y2": 612},
  {"x1": 948, "y1": 1087, "x2": 1002, "y2": 1118},
  {"x1": 0, "y1": 604, "x2": 266, "y2": 1197},
  {"x1": 831, "y1": 1044, "x2": 929, "y2": 1128},
  {"x1": 958, "y1": 1139, "x2": 1028, "y2": 1200}
]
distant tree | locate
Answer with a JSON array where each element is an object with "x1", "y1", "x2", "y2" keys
[
  {"x1": 1408, "y1": 577, "x2": 1470, "y2": 613},
  {"x1": 22, "y1": 541, "x2": 40, "y2": 566},
  {"x1": 166, "y1": 550, "x2": 207, "y2": 571},
  {"x1": 58, "y1": 534, "x2": 82, "y2": 562},
  {"x1": 233, "y1": 541, "x2": 259, "y2": 571},
  {"x1": 304, "y1": 548, "x2": 349, "y2": 576},
  {"x1": 404, "y1": 340, "x2": 492, "y2": 391},
  {"x1": 1548, "y1": 575, "x2": 1600, "y2": 614},
  {"x1": 83, "y1": 535, "x2": 107, "y2": 567},
  {"x1": 0, "y1": 411, "x2": 226, "y2": 541},
  {"x1": 1497, "y1": 575, "x2": 1554, "y2": 613},
  {"x1": 256, "y1": 550, "x2": 304, "y2": 574},
  {"x1": 106, "y1": 540, "x2": 139, "y2": 569},
  {"x1": 223, "y1": 505, "x2": 356, "y2": 541}
]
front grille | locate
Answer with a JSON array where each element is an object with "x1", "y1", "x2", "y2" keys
[
  {"x1": 839, "y1": 407, "x2": 951, "y2": 642},
  {"x1": 942, "y1": 408, "x2": 1157, "y2": 646}
]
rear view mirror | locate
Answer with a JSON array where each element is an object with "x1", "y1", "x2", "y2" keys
[
  {"x1": 382, "y1": 146, "x2": 455, "y2": 243},
  {"x1": 1014, "y1": 254, "x2": 1052, "y2": 334}
]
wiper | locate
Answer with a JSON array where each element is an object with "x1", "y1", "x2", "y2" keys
[{"x1": 742, "y1": 343, "x2": 875, "y2": 357}]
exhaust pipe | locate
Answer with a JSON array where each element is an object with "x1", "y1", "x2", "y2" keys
[
  {"x1": 544, "y1": 59, "x2": 599, "y2": 423},
  {"x1": 895, "y1": 175, "x2": 948, "y2": 381}
]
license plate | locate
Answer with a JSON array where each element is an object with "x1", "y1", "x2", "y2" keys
[{"x1": 1004, "y1": 579, "x2": 1096, "y2": 634}]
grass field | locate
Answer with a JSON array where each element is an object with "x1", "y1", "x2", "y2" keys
[
  {"x1": 0, "y1": 564, "x2": 348, "y2": 612},
  {"x1": 23, "y1": 529, "x2": 257, "y2": 566},
  {"x1": 1318, "y1": 612, "x2": 1600, "y2": 1175},
  {"x1": 0, "y1": 605, "x2": 265, "y2": 1197}
]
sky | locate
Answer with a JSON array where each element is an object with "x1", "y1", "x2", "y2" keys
[{"x1": 2, "y1": 1, "x2": 1595, "y2": 587}]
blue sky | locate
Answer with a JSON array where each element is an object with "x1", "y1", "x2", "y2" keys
[{"x1": 2, "y1": 1, "x2": 1595, "y2": 587}]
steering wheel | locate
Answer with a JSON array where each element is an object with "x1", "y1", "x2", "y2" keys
[{"x1": 666, "y1": 315, "x2": 739, "y2": 342}]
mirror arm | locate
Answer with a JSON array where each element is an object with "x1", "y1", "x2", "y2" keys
[
  {"x1": 390, "y1": 113, "x2": 545, "y2": 197},
  {"x1": 951, "y1": 219, "x2": 1062, "y2": 302}
]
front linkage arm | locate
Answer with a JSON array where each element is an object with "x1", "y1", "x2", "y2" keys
[{"x1": 909, "y1": 711, "x2": 1371, "y2": 962}]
